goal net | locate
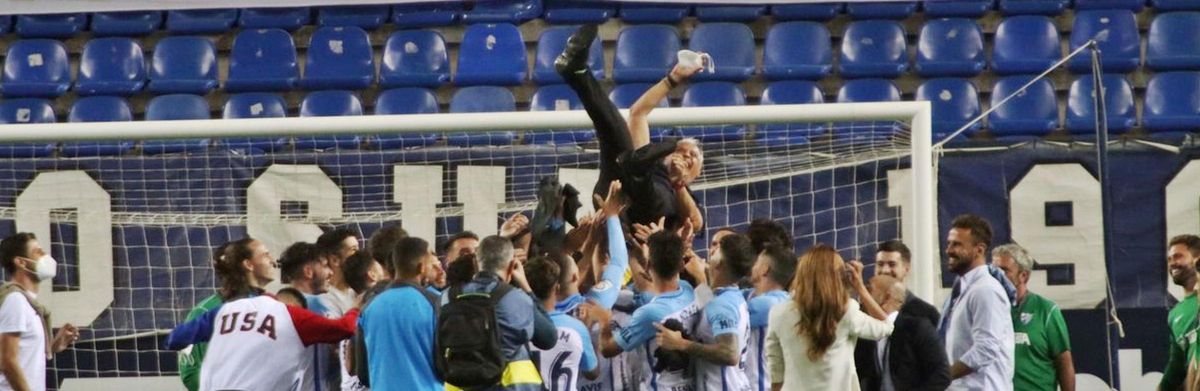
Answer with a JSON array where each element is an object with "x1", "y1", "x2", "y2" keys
[{"x1": 0, "y1": 101, "x2": 934, "y2": 389}]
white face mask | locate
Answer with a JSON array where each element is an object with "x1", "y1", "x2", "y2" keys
[{"x1": 22, "y1": 255, "x2": 57, "y2": 281}]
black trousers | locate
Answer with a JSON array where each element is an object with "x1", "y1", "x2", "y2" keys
[{"x1": 563, "y1": 69, "x2": 630, "y2": 199}]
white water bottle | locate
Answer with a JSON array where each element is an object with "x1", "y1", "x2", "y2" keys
[{"x1": 677, "y1": 50, "x2": 715, "y2": 73}]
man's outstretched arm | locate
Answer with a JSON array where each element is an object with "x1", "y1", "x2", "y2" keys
[{"x1": 628, "y1": 64, "x2": 701, "y2": 149}]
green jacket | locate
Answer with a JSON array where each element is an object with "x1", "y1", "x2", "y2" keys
[{"x1": 177, "y1": 294, "x2": 222, "y2": 391}]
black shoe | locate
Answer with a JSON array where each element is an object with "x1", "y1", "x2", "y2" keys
[{"x1": 554, "y1": 24, "x2": 598, "y2": 76}]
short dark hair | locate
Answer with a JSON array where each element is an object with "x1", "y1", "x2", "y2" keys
[
  {"x1": 761, "y1": 244, "x2": 798, "y2": 288},
  {"x1": 393, "y1": 237, "x2": 430, "y2": 278},
  {"x1": 877, "y1": 240, "x2": 911, "y2": 264},
  {"x1": 525, "y1": 255, "x2": 562, "y2": 301},
  {"x1": 317, "y1": 227, "x2": 358, "y2": 255},
  {"x1": 342, "y1": 251, "x2": 377, "y2": 293},
  {"x1": 718, "y1": 233, "x2": 756, "y2": 279},
  {"x1": 951, "y1": 214, "x2": 993, "y2": 249},
  {"x1": 0, "y1": 232, "x2": 36, "y2": 275},
  {"x1": 748, "y1": 219, "x2": 792, "y2": 254},
  {"x1": 441, "y1": 231, "x2": 480, "y2": 254},
  {"x1": 368, "y1": 224, "x2": 407, "y2": 273},
  {"x1": 445, "y1": 253, "x2": 479, "y2": 287},
  {"x1": 1170, "y1": 235, "x2": 1200, "y2": 257},
  {"x1": 279, "y1": 242, "x2": 323, "y2": 283},
  {"x1": 648, "y1": 231, "x2": 684, "y2": 279},
  {"x1": 276, "y1": 287, "x2": 307, "y2": 309}
]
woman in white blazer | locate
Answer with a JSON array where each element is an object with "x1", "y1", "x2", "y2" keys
[{"x1": 766, "y1": 244, "x2": 894, "y2": 391}]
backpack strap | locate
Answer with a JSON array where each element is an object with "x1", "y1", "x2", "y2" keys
[
  {"x1": 489, "y1": 281, "x2": 514, "y2": 307},
  {"x1": 0, "y1": 282, "x2": 52, "y2": 357}
]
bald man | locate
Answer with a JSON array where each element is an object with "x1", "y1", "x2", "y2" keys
[{"x1": 855, "y1": 275, "x2": 950, "y2": 391}]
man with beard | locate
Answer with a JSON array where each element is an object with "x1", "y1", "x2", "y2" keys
[{"x1": 1161, "y1": 234, "x2": 1200, "y2": 391}]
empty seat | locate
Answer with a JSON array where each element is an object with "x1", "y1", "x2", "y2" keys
[
  {"x1": 915, "y1": 78, "x2": 981, "y2": 139},
  {"x1": 1074, "y1": 0, "x2": 1143, "y2": 11},
  {"x1": 64, "y1": 96, "x2": 134, "y2": 156},
  {"x1": 680, "y1": 82, "x2": 747, "y2": 142},
  {"x1": 998, "y1": 0, "x2": 1068, "y2": 15},
  {"x1": 91, "y1": 11, "x2": 162, "y2": 36},
  {"x1": 373, "y1": 88, "x2": 440, "y2": 149},
  {"x1": 688, "y1": 23, "x2": 756, "y2": 82},
  {"x1": 837, "y1": 79, "x2": 901, "y2": 103},
  {"x1": 150, "y1": 36, "x2": 219, "y2": 95},
  {"x1": 839, "y1": 20, "x2": 908, "y2": 79},
  {"x1": 846, "y1": 2, "x2": 919, "y2": 19},
  {"x1": 221, "y1": 93, "x2": 288, "y2": 152},
  {"x1": 0, "y1": 99, "x2": 57, "y2": 157},
  {"x1": 771, "y1": 3, "x2": 843, "y2": 21},
  {"x1": 226, "y1": 29, "x2": 299, "y2": 92},
  {"x1": 381, "y1": 30, "x2": 450, "y2": 88},
  {"x1": 1147, "y1": 12, "x2": 1200, "y2": 71},
  {"x1": 15, "y1": 13, "x2": 86, "y2": 38},
  {"x1": 1067, "y1": 75, "x2": 1135, "y2": 134},
  {"x1": 239, "y1": 7, "x2": 311, "y2": 30},
  {"x1": 143, "y1": 94, "x2": 212, "y2": 154},
  {"x1": 1144, "y1": 72, "x2": 1200, "y2": 132},
  {"x1": 992, "y1": 15, "x2": 1060, "y2": 75},
  {"x1": 1068, "y1": 10, "x2": 1140, "y2": 73},
  {"x1": 1153, "y1": 0, "x2": 1200, "y2": 11},
  {"x1": 462, "y1": 0, "x2": 543, "y2": 24},
  {"x1": 759, "y1": 80, "x2": 826, "y2": 143},
  {"x1": 0, "y1": 16, "x2": 11, "y2": 34},
  {"x1": 988, "y1": 75, "x2": 1059, "y2": 137},
  {"x1": 763, "y1": 22, "x2": 832, "y2": 80},
  {"x1": 923, "y1": 0, "x2": 995, "y2": 17},
  {"x1": 525, "y1": 84, "x2": 594, "y2": 145},
  {"x1": 609, "y1": 83, "x2": 672, "y2": 141},
  {"x1": 544, "y1": 0, "x2": 616, "y2": 24},
  {"x1": 619, "y1": 3, "x2": 691, "y2": 24},
  {"x1": 76, "y1": 38, "x2": 146, "y2": 96},
  {"x1": 301, "y1": 26, "x2": 375, "y2": 90},
  {"x1": 614, "y1": 24, "x2": 681, "y2": 83},
  {"x1": 297, "y1": 90, "x2": 364, "y2": 150},
  {"x1": 166, "y1": 9, "x2": 238, "y2": 34},
  {"x1": 534, "y1": 26, "x2": 604, "y2": 85},
  {"x1": 392, "y1": 2, "x2": 463, "y2": 27},
  {"x1": 3, "y1": 40, "x2": 71, "y2": 98},
  {"x1": 455, "y1": 23, "x2": 528, "y2": 86},
  {"x1": 448, "y1": 86, "x2": 517, "y2": 146},
  {"x1": 694, "y1": 5, "x2": 766, "y2": 22},
  {"x1": 317, "y1": 5, "x2": 389, "y2": 29},
  {"x1": 916, "y1": 18, "x2": 984, "y2": 77}
]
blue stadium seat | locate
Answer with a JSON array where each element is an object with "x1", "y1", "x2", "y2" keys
[
  {"x1": 845, "y1": 2, "x2": 918, "y2": 19},
  {"x1": 301, "y1": 26, "x2": 375, "y2": 90},
  {"x1": 923, "y1": 0, "x2": 994, "y2": 18},
  {"x1": 391, "y1": 2, "x2": 463, "y2": 27},
  {"x1": 525, "y1": 84, "x2": 594, "y2": 145},
  {"x1": 462, "y1": 0, "x2": 543, "y2": 24},
  {"x1": 226, "y1": 29, "x2": 299, "y2": 92},
  {"x1": 839, "y1": 20, "x2": 908, "y2": 79},
  {"x1": 544, "y1": 0, "x2": 616, "y2": 24},
  {"x1": 618, "y1": 3, "x2": 691, "y2": 24},
  {"x1": 76, "y1": 38, "x2": 146, "y2": 96},
  {"x1": 1144, "y1": 72, "x2": 1200, "y2": 133},
  {"x1": 0, "y1": 99, "x2": 57, "y2": 157},
  {"x1": 1153, "y1": 0, "x2": 1200, "y2": 11},
  {"x1": 988, "y1": 75, "x2": 1059, "y2": 137},
  {"x1": 142, "y1": 94, "x2": 212, "y2": 154},
  {"x1": 64, "y1": 96, "x2": 133, "y2": 157},
  {"x1": 239, "y1": 7, "x2": 311, "y2": 30},
  {"x1": 372, "y1": 88, "x2": 440, "y2": 149},
  {"x1": 0, "y1": 16, "x2": 11, "y2": 34},
  {"x1": 837, "y1": 79, "x2": 902, "y2": 140},
  {"x1": 992, "y1": 15, "x2": 1060, "y2": 75},
  {"x1": 763, "y1": 21, "x2": 832, "y2": 81},
  {"x1": 448, "y1": 86, "x2": 517, "y2": 146},
  {"x1": 2, "y1": 40, "x2": 71, "y2": 98},
  {"x1": 297, "y1": 90, "x2": 363, "y2": 150},
  {"x1": 614, "y1": 24, "x2": 680, "y2": 83},
  {"x1": 455, "y1": 23, "x2": 528, "y2": 86},
  {"x1": 317, "y1": 5, "x2": 389, "y2": 29},
  {"x1": 680, "y1": 82, "x2": 747, "y2": 142},
  {"x1": 381, "y1": 30, "x2": 450, "y2": 88},
  {"x1": 915, "y1": 78, "x2": 981, "y2": 139},
  {"x1": 771, "y1": 3, "x2": 844, "y2": 21},
  {"x1": 1074, "y1": 0, "x2": 1143, "y2": 11},
  {"x1": 149, "y1": 36, "x2": 218, "y2": 95},
  {"x1": 221, "y1": 93, "x2": 289, "y2": 152},
  {"x1": 608, "y1": 83, "x2": 673, "y2": 141},
  {"x1": 998, "y1": 0, "x2": 1068, "y2": 15},
  {"x1": 533, "y1": 26, "x2": 603, "y2": 85},
  {"x1": 1147, "y1": 12, "x2": 1200, "y2": 72},
  {"x1": 15, "y1": 13, "x2": 86, "y2": 38},
  {"x1": 759, "y1": 80, "x2": 825, "y2": 144},
  {"x1": 91, "y1": 11, "x2": 162, "y2": 36},
  {"x1": 1067, "y1": 75, "x2": 1135, "y2": 135},
  {"x1": 916, "y1": 18, "x2": 984, "y2": 77},
  {"x1": 688, "y1": 23, "x2": 755, "y2": 82},
  {"x1": 694, "y1": 5, "x2": 766, "y2": 22},
  {"x1": 1068, "y1": 10, "x2": 1140, "y2": 73},
  {"x1": 165, "y1": 9, "x2": 238, "y2": 34}
]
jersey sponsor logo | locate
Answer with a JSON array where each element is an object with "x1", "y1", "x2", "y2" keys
[
  {"x1": 217, "y1": 311, "x2": 277, "y2": 340},
  {"x1": 1020, "y1": 312, "x2": 1033, "y2": 325},
  {"x1": 1014, "y1": 332, "x2": 1030, "y2": 345}
]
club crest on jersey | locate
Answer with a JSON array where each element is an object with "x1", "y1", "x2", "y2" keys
[
  {"x1": 1020, "y1": 312, "x2": 1033, "y2": 325},
  {"x1": 593, "y1": 280, "x2": 614, "y2": 292}
]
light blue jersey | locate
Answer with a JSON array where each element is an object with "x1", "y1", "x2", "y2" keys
[
  {"x1": 615, "y1": 281, "x2": 701, "y2": 391},
  {"x1": 584, "y1": 216, "x2": 629, "y2": 309},
  {"x1": 745, "y1": 290, "x2": 788, "y2": 391},
  {"x1": 694, "y1": 287, "x2": 751, "y2": 391},
  {"x1": 533, "y1": 311, "x2": 598, "y2": 391},
  {"x1": 578, "y1": 289, "x2": 643, "y2": 391}
]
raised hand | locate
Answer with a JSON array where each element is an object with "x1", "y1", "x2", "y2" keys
[
  {"x1": 500, "y1": 213, "x2": 530, "y2": 239},
  {"x1": 592, "y1": 180, "x2": 625, "y2": 218}
]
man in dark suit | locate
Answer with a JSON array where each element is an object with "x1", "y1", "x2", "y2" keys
[{"x1": 855, "y1": 274, "x2": 950, "y2": 391}]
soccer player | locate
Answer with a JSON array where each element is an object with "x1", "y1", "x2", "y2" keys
[
  {"x1": 993, "y1": 244, "x2": 1075, "y2": 391},
  {"x1": 557, "y1": 181, "x2": 629, "y2": 314},
  {"x1": 441, "y1": 231, "x2": 479, "y2": 266},
  {"x1": 745, "y1": 244, "x2": 797, "y2": 391},
  {"x1": 279, "y1": 242, "x2": 336, "y2": 391},
  {"x1": 555, "y1": 24, "x2": 704, "y2": 230},
  {"x1": 0, "y1": 233, "x2": 79, "y2": 391},
  {"x1": 528, "y1": 254, "x2": 601, "y2": 390},
  {"x1": 658, "y1": 233, "x2": 757, "y2": 391},
  {"x1": 359, "y1": 237, "x2": 442, "y2": 391},
  {"x1": 336, "y1": 251, "x2": 385, "y2": 391},
  {"x1": 1162, "y1": 234, "x2": 1200, "y2": 391}
]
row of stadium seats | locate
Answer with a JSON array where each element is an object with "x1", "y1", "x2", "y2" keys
[
  {"x1": 7, "y1": 11, "x2": 1199, "y2": 98},
  {"x1": 5, "y1": 72, "x2": 1198, "y2": 156},
  {"x1": 1, "y1": 0, "x2": 1193, "y2": 38}
]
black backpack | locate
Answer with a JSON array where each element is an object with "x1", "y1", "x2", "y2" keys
[{"x1": 434, "y1": 281, "x2": 514, "y2": 390}]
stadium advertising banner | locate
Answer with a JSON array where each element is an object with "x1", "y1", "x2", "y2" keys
[{"x1": 0, "y1": 140, "x2": 1192, "y2": 389}]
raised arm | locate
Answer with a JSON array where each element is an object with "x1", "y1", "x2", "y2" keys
[{"x1": 628, "y1": 64, "x2": 701, "y2": 149}]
